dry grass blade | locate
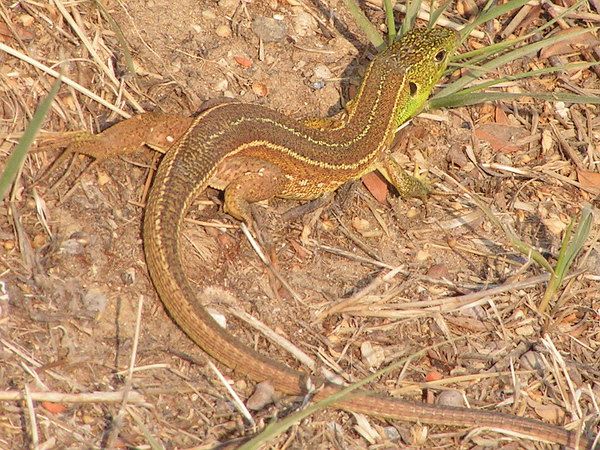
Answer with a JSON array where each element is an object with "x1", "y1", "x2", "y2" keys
[
  {"x1": 52, "y1": 0, "x2": 143, "y2": 112},
  {"x1": 0, "y1": 43, "x2": 130, "y2": 118}
]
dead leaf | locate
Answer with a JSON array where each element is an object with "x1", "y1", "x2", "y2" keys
[
  {"x1": 41, "y1": 402, "x2": 67, "y2": 414},
  {"x1": 531, "y1": 401, "x2": 565, "y2": 424},
  {"x1": 473, "y1": 123, "x2": 529, "y2": 153},
  {"x1": 577, "y1": 168, "x2": 600, "y2": 194},
  {"x1": 0, "y1": 22, "x2": 35, "y2": 42},
  {"x1": 425, "y1": 370, "x2": 443, "y2": 382},
  {"x1": 362, "y1": 171, "x2": 388, "y2": 203},
  {"x1": 494, "y1": 106, "x2": 510, "y2": 125},
  {"x1": 234, "y1": 55, "x2": 253, "y2": 68}
]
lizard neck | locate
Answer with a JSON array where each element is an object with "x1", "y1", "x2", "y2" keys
[{"x1": 334, "y1": 59, "x2": 409, "y2": 164}]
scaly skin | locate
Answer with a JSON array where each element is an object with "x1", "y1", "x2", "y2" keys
[{"x1": 56, "y1": 28, "x2": 590, "y2": 448}]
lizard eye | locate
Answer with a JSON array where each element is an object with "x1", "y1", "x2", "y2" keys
[
  {"x1": 434, "y1": 50, "x2": 446, "y2": 62},
  {"x1": 409, "y1": 82, "x2": 418, "y2": 97}
]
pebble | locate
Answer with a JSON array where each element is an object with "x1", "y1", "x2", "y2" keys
[
  {"x1": 425, "y1": 263, "x2": 450, "y2": 279},
  {"x1": 83, "y1": 288, "x2": 108, "y2": 316},
  {"x1": 246, "y1": 381, "x2": 275, "y2": 410},
  {"x1": 436, "y1": 390, "x2": 465, "y2": 407},
  {"x1": 217, "y1": 0, "x2": 238, "y2": 12},
  {"x1": 312, "y1": 64, "x2": 332, "y2": 80},
  {"x1": 202, "y1": 10, "x2": 216, "y2": 20},
  {"x1": 361, "y1": 341, "x2": 385, "y2": 369},
  {"x1": 383, "y1": 426, "x2": 400, "y2": 441},
  {"x1": 215, "y1": 24, "x2": 231, "y2": 38},
  {"x1": 251, "y1": 81, "x2": 268, "y2": 97},
  {"x1": 515, "y1": 324, "x2": 535, "y2": 336},
  {"x1": 292, "y1": 8, "x2": 318, "y2": 37},
  {"x1": 213, "y1": 78, "x2": 229, "y2": 92},
  {"x1": 520, "y1": 350, "x2": 545, "y2": 371},
  {"x1": 252, "y1": 16, "x2": 287, "y2": 43}
]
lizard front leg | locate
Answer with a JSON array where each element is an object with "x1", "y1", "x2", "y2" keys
[{"x1": 376, "y1": 155, "x2": 430, "y2": 201}]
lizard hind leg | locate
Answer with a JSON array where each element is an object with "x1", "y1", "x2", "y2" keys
[
  {"x1": 37, "y1": 112, "x2": 193, "y2": 192},
  {"x1": 218, "y1": 159, "x2": 287, "y2": 226}
]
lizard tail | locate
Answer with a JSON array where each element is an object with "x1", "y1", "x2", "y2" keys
[{"x1": 142, "y1": 116, "x2": 588, "y2": 449}]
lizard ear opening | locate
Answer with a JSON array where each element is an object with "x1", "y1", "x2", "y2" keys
[{"x1": 409, "y1": 82, "x2": 418, "y2": 97}]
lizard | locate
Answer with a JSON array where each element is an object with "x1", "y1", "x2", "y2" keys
[{"x1": 50, "y1": 27, "x2": 591, "y2": 448}]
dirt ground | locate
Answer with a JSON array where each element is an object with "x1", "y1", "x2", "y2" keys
[{"x1": 0, "y1": 0, "x2": 599, "y2": 448}]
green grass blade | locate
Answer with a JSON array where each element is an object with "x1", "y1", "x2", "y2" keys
[
  {"x1": 383, "y1": 0, "x2": 396, "y2": 45},
  {"x1": 400, "y1": 0, "x2": 422, "y2": 37},
  {"x1": 0, "y1": 79, "x2": 61, "y2": 202},
  {"x1": 455, "y1": 0, "x2": 586, "y2": 63},
  {"x1": 459, "y1": 0, "x2": 531, "y2": 43},
  {"x1": 341, "y1": 0, "x2": 385, "y2": 49},
  {"x1": 437, "y1": 62, "x2": 598, "y2": 101},
  {"x1": 429, "y1": 0, "x2": 453, "y2": 28},
  {"x1": 429, "y1": 90, "x2": 600, "y2": 109},
  {"x1": 438, "y1": 27, "x2": 592, "y2": 99}
]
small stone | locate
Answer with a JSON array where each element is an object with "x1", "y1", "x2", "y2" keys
[
  {"x1": 383, "y1": 426, "x2": 400, "y2": 441},
  {"x1": 32, "y1": 234, "x2": 46, "y2": 249},
  {"x1": 361, "y1": 341, "x2": 385, "y2": 369},
  {"x1": 213, "y1": 79, "x2": 229, "y2": 92},
  {"x1": 520, "y1": 350, "x2": 545, "y2": 371},
  {"x1": 252, "y1": 81, "x2": 268, "y2": 97},
  {"x1": 246, "y1": 381, "x2": 275, "y2": 410},
  {"x1": 252, "y1": 16, "x2": 287, "y2": 43},
  {"x1": 97, "y1": 170, "x2": 111, "y2": 186},
  {"x1": 19, "y1": 14, "x2": 34, "y2": 27},
  {"x1": 121, "y1": 268, "x2": 136, "y2": 286},
  {"x1": 351, "y1": 217, "x2": 371, "y2": 233},
  {"x1": 292, "y1": 8, "x2": 318, "y2": 37},
  {"x1": 405, "y1": 206, "x2": 419, "y2": 218},
  {"x1": 415, "y1": 249, "x2": 429, "y2": 262},
  {"x1": 436, "y1": 390, "x2": 465, "y2": 408},
  {"x1": 426, "y1": 264, "x2": 449, "y2": 279},
  {"x1": 215, "y1": 24, "x2": 231, "y2": 38},
  {"x1": 515, "y1": 324, "x2": 535, "y2": 336},
  {"x1": 59, "y1": 238, "x2": 84, "y2": 255},
  {"x1": 202, "y1": 10, "x2": 216, "y2": 20},
  {"x1": 83, "y1": 289, "x2": 108, "y2": 316},
  {"x1": 312, "y1": 64, "x2": 332, "y2": 80}
]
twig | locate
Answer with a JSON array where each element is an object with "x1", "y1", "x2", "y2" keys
[{"x1": 0, "y1": 390, "x2": 147, "y2": 404}]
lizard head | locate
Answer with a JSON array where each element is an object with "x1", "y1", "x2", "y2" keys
[{"x1": 380, "y1": 27, "x2": 457, "y2": 124}]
